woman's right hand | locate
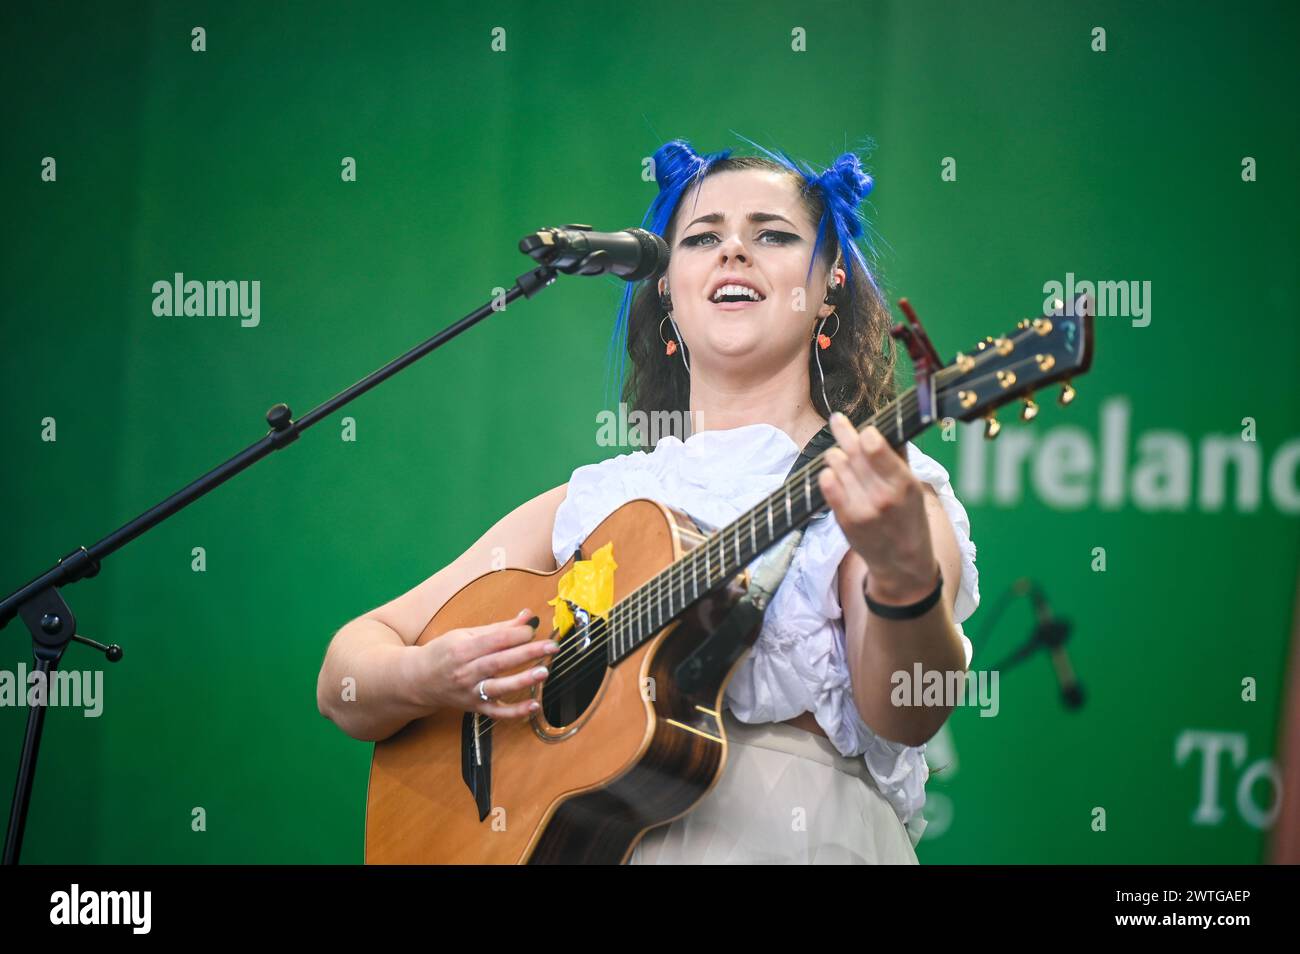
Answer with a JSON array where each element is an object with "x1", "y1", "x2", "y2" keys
[{"x1": 406, "y1": 608, "x2": 557, "y2": 719}]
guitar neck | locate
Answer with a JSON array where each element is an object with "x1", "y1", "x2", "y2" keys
[{"x1": 604, "y1": 384, "x2": 931, "y2": 664}]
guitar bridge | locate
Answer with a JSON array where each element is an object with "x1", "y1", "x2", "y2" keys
[{"x1": 460, "y1": 712, "x2": 492, "y2": 821}]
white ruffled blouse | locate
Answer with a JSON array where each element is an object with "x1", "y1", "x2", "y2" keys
[{"x1": 550, "y1": 422, "x2": 980, "y2": 846}]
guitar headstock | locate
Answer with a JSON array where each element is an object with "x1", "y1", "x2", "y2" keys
[{"x1": 935, "y1": 292, "x2": 1094, "y2": 437}]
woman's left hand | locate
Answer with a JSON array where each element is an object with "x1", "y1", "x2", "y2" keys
[{"x1": 818, "y1": 411, "x2": 939, "y2": 604}]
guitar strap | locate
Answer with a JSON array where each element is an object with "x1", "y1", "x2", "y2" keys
[{"x1": 786, "y1": 422, "x2": 836, "y2": 482}]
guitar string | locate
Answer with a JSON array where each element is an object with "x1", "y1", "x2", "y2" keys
[
  {"x1": 475, "y1": 386, "x2": 922, "y2": 728},
  {"x1": 475, "y1": 329, "x2": 1063, "y2": 732},
  {"x1": 476, "y1": 337, "x2": 1061, "y2": 733},
  {"x1": 492, "y1": 339, "x2": 1056, "y2": 726},
  {"x1": 527, "y1": 348, "x2": 1034, "y2": 707},
  {"x1": 474, "y1": 382, "x2": 930, "y2": 727},
  {"x1": 534, "y1": 332, "x2": 1035, "y2": 693}
]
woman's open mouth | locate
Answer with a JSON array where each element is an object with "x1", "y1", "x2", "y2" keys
[{"x1": 709, "y1": 283, "x2": 766, "y2": 311}]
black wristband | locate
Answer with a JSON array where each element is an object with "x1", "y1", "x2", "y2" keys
[{"x1": 863, "y1": 567, "x2": 944, "y2": 620}]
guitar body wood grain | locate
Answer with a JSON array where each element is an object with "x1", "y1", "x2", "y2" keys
[{"x1": 365, "y1": 498, "x2": 758, "y2": 864}]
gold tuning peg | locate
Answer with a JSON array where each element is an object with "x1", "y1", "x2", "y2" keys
[
  {"x1": 1021, "y1": 395, "x2": 1039, "y2": 421},
  {"x1": 1058, "y1": 380, "x2": 1076, "y2": 406},
  {"x1": 983, "y1": 412, "x2": 1001, "y2": 440}
]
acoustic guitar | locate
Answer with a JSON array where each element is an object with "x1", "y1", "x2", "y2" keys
[{"x1": 365, "y1": 294, "x2": 1095, "y2": 863}]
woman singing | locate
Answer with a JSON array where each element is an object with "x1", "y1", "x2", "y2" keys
[{"x1": 317, "y1": 136, "x2": 979, "y2": 864}]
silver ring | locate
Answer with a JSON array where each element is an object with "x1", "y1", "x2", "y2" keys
[{"x1": 476, "y1": 679, "x2": 491, "y2": 702}]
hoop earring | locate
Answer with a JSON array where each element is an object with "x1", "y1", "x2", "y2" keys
[{"x1": 658, "y1": 314, "x2": 677, "y2": 356}]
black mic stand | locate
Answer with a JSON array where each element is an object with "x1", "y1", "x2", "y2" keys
[
  {"x1": 975, "y1": 578, "x2": 1085, "y2": 710},
  {"x1": 0, "y1": 227, "x2": 641, "y2": 864}
]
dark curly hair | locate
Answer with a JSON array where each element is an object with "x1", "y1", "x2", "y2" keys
[{"x1": 619, "y1": 155, "x2": 898, "y2": 447}]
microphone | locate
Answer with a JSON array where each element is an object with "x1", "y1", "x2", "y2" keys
[
  {"x1": 1026, "y1": 583, "x2": 1085, "y2": 710},
  {"x1": 519, "y1": 225, "x2": 669, "y2": 281}
]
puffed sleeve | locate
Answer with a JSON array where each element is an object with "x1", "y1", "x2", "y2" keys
[
  {"x1": 550, "y1": 447, "x2": 656, "y2": 568},
  {"x1": 904, "y1": 442, "x2": 980, "y2": 666}
]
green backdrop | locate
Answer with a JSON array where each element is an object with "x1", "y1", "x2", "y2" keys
[{"x1": 2, "y1": 0, "x2": 1296, "y2": 863}]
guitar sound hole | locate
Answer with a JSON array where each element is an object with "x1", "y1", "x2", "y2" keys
[{"x1": 540, "y1": 631, "x2": 607, "y2": 729}]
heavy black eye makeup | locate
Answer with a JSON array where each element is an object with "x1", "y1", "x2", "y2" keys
[{"x1": 679, "y1": 230, "x2": 801, "y2": 248}]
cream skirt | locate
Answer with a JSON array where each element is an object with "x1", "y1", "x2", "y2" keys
[{"x1": 626, "y1": 709, "x2": 919, "y2": 864}]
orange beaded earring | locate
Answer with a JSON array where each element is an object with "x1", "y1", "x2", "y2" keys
[
  {"x1": 659, "y1": 315, "x2": 678, "y2": 356},
  {"x1": 658, "y1": 284, "x2": 689, "y2": 371}
]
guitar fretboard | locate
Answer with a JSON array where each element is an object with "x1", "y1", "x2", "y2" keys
[{"x1": 600, "y1": 382, "x2": 932, "y2": 664}]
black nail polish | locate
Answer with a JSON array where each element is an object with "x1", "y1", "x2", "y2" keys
[{"x1": 527, "y1": 616, "x2": 540, "y2": 629}]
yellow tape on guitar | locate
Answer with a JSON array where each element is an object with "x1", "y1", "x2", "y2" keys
[{"x1": 548, "y1": 541, "x2": 618, "y2": 636}]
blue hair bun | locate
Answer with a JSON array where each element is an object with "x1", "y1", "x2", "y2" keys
[
  {"x1": 817, "y1": 153, "x2": 874, "y2": 238},
  {"x1": 652, "y1": 139, "x2": 705, "y2": 191}
]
